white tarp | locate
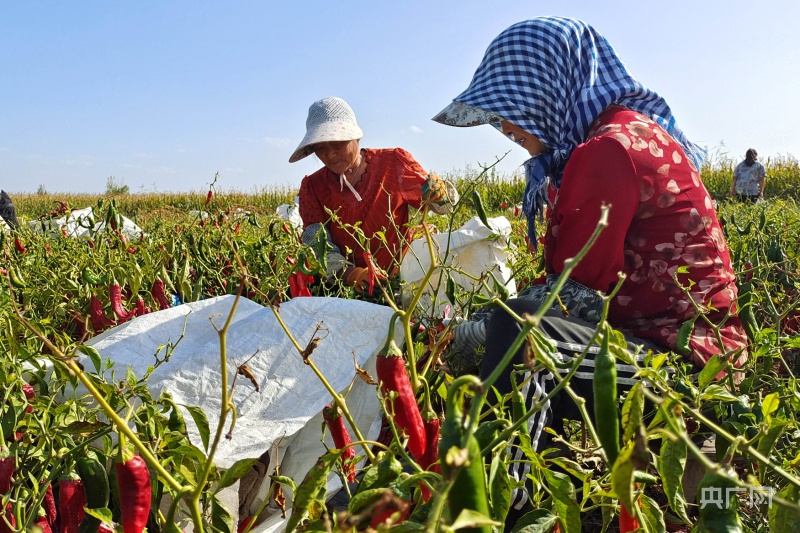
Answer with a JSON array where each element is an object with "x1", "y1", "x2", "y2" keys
[
  {"x1": 30, "y1": 206, "x2": 145, "y2": 239},
  {"x1": 399, "y1": 215, "x2": 517, "y2": 316},
  {"x1": 82, "y1": 295, "x2": 397, "y2": 529}
]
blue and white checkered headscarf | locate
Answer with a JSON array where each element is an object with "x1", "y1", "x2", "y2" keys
[{"x1": 432, "y1": 16, "x2": 706, "y2": 246}]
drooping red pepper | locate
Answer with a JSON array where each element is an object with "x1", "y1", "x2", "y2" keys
[
  {"x1": 115, "y1": 453, "x2": 151, "y2": 533},
  {"x1": 151, "y1": 279, "x2": 172, "y2": 310},
  {"x1": 35, "y1": 511, "x2": 53, "y2": 533},
  {"x1": 22, "y1": 383, "x2": 34, "y2": 414},
  {"x1": 376, "y1": 335, "x2": 426, "y2": 461},
  {"x1": 619, "y1": 502, "x2": 640, "y2": 532},
  {"x1": 0, "y1": 448, "x2": 14, "y2": 533},
  {"x1": 90, "y1": 295, "x2": 117, "y2": 331},
  {"x1": 418, "y1": 412, "x2": 441, "y2": 502},
  {"x1": 132, "y1": 298, "x2": 150, "y2": 317},
  {"x1": 0, "y1": 448, "x2": 13, "y2": 494},
  {"x1": 58, "y1": 475, "x2": 86, "y2": 533},
  {"x1": 322, "y1": 403, "x2": 356, "y2": 482},
  {"x1": 204, "y1": 190, "x2": 213, "y2": 205},
  {"x1": 13, "y1": 237, "x2": 27, "y2": 254},
  {"x1": 368, "y1": 491, "x2": 411, "y2": 530},
  {"x1": 362, "y1": 252, "x2": 387, "y2": 296},
  {"x1": 288, "y1": 271, "x2": 314, "y2": 298},
  {"x1": 109, "y1": 283, "x2": 135, "y2": 322},
  {"x1": 42, "y1": 483, "x2": 57, "y2": 528}
]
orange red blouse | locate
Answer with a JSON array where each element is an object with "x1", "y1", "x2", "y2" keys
[{"x1": 298, "y1": 148, "x2": 426, "y2": 272}]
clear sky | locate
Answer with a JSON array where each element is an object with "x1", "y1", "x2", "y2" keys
[{"x1": 2, "y1": 1, "x2": 798, "y2": 194}]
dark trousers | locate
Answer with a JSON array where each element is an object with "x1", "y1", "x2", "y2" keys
[{"x1": 479, "y1": 300, "x2": 664, "y2": 517}]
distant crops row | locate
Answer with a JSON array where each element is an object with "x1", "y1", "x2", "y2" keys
[{"x1": 12, "y1": 155, "x2": 800, "y2": 219}]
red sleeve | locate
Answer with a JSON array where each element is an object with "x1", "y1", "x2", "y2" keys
[
  {"x1": 393, "y1": 148, "x2": 427, "y2": 208},
  {"x1": 298, "y1": 172, "x2": 327, "y2": 226},
  {"x1": 548, "y1": 136, "x2": 639, "y2": 292}
]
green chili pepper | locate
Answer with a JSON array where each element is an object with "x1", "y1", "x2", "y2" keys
[
  {"x1": 439, "y1": 377, "x2": 491, "y2": 532},
  {"x1": 8, "y1": 267, "x2": 26, "y2": 288},
  {"x1": 737, "y1": 281, "x2": 760, "y2": 343},
  {"x1": 676, "y1": 318, "x2": 695, "y2": 356},
  {"x1": 471, "y1": 189, "x2": 490, "y2": 228},
  {"x1": 593, "y1": 325, "x2": 620, "y2": 466},
  {"x1": 76, "y1": 451, "x2": 110, "y2": 533},
  {"x1": 81, "y1": 266, "x2": 104, "y2": 286}
]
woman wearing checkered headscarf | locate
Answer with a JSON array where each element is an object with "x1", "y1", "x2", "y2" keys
[{"x1": 434, "y1": 17, "x2": 747, "y2": 523}]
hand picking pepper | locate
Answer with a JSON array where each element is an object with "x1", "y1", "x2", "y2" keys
[
  {"x1": 322, "y1": 403, "x2": 357, "y2": 482},
  {"x1": 376, "y1": 324, "x2": 426, "y2": 461},
  {"x1": 114, "y1": 451, "x2": 151, "y2": 533},
  {"x1": 58, "y1": 474, "x2": 87, "y2": 533}
]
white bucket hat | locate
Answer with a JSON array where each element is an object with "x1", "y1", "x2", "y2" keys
[{"x1": 289, "y1": 97, "x2": 364, "y2": 163}]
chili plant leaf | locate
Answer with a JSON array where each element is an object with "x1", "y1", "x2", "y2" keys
[
  {"x1": 211, "y1": 495, "x2": 235, "y2": 533},
  {"x1": 621, "y1": 382, "x2": 645, "y2": 444},
  {"x1": 286, "y1": 450, "x2": 340, "y2": 533},
  {"x1": 216, "y1": 457, "x2": 258, "y2": 492},
  {"x1": 769, "y1": 484, "x2": 800, "y2": 533},
  {"x1": 78, "y1": 345, "x2": 102, "y2": 373},
  {"x1": 542, "y1": 469, "x2": 581, "y2": 533},
  {"x1": 639, "y1": 493, "x2": 667, "y2": 533},
  {"x1": 509, "y1": 508, "x2": 558, "y2": 533},
  {"x1": 698, "y1": 354, "x2": 726, "y2": 389},
  {"x1": 658, "y1": 431, "x2": 690, "y2": 524},
  {"x1": 489, "y1": 454, "x2": 512, "y2": 523},
  {"x1": 185, "y1": 405, "x2": 211, "y2": 451},
  {"x1": 610, "y1": 441, "x2": 637, "y2": 520}
]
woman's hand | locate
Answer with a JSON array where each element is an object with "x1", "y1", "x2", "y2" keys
[{"x1": 422, "y1": 173, "x2": 449, "y2": 204}]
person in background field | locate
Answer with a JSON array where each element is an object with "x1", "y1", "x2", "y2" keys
[
  {"x1": 0, "y1": 190, "x2": 18, "y2": 229},
  {"x1": 432, "y1": 16, "x2": 747, "y2": 522},
  {"x1": 291, "y1": 96, "x2": 458, "y2": 294},
  {"x1": 731, "y1": 148, "x2": 766, "y2": 202}
]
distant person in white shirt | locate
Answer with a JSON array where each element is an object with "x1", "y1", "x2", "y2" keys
[{"x1": 731, "y1": 148, "x2": 767, "y2": 202}]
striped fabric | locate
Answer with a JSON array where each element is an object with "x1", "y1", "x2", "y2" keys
[{"x1": 438, "y1": 16, "x2": 706, "y2": 245}]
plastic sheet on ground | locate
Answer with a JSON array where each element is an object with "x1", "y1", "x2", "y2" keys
[
  {"x1": 30, "y1": 206, "x2": 145, "y2": 239},
  {"x1": 276, "y1": 201, "x2": 302, "y2": 230},
  {"x1": 82, "y1": 294, "x2": 398, "y2": 529},
  {"x1": 399, "y1": 215, "x2": 517, "y2": 316}
]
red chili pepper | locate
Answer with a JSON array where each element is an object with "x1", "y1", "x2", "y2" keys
[
  {"x1": 109, "y1": 283, "x2": 135, "y2": 322},
  {"x1": 58, "y1": 476, "x2": 86, "y2": 533},
  {"x1": 35, "y1": 512, "x2": 53, "y2": 533},
  {"x1": 0, "y1": 478, "x2": 14, "y2": 533},
  {"x1": 131, "y1": 298, "x2": 150, "y2": 317},
  {"x1": 418, "y1": 412, "x2": 441, "y2": 501},
  {"x1": 499, "y1": 201, "x2": 508, "y2": 209},
  {"x1": 14, "y1": 237, "x2": 27, "y2": 254},
  {"x1": 126, "y1": 246, "x2": 138, "y2": 254},
  {"x1": 376, "y1": 339, "x2": 426, "y2": 461},
  {"x1": 205, "y1": 190, "x2": 213, "y2": 205},
  {"x1": 744, "y1": 261, "x2": 754, "y2": 283},
  {"x1": 237, "y1": 516, "x2": 255, "y2": 533},
  {"x1": 288, "y1": 271, "x2": 314, "y2": 298},
  {"x1": 151, "y1": 280, "x2": 172, "y2": 310},
  {"x1": 22, "y1": 384, "x2": 34, "y2": 414},
  {"x1": 90, "y1": 295, "x2": 117, "y2": 331},
  {"x1": 619, "y1": 501, "x2": 640, "y2": 533},
  {"x1": 368, "y1": 492, "x2": 411, "y2": 529},
  {"x1": 115, "y1": 453, "x2": 151, "y2": 533},
  {"x1": 0, "y1": 447, "x2": 13, "y2": 494},
  {"x1": 362, "y1": 252, "x2": 387, "y2": 296},
  {"x1": 42, "y1": 483, "x2": 57, "y2": 528},
  {"x1": 233, "y1": 222, "x2": 240, "y2": 235},
  {"x1": 322, "y1": 404, "x2": 356, "y2": 482}
]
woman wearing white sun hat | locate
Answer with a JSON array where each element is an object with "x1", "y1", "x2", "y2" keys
[{"x1": 291, "y1": 96, "x2": 458, "y2": 294}]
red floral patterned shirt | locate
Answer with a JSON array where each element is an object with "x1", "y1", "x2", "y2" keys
[
  {"x1": 298, "y1": 147, "x2": 426, "y2": 272},
  {"x1": 544, "y1": 106, "x2": 747, "y2": 366}
]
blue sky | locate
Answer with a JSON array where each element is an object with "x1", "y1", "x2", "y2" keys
[{"x1": 2, "y1": 1, "x2": 798, "y2": 194}]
